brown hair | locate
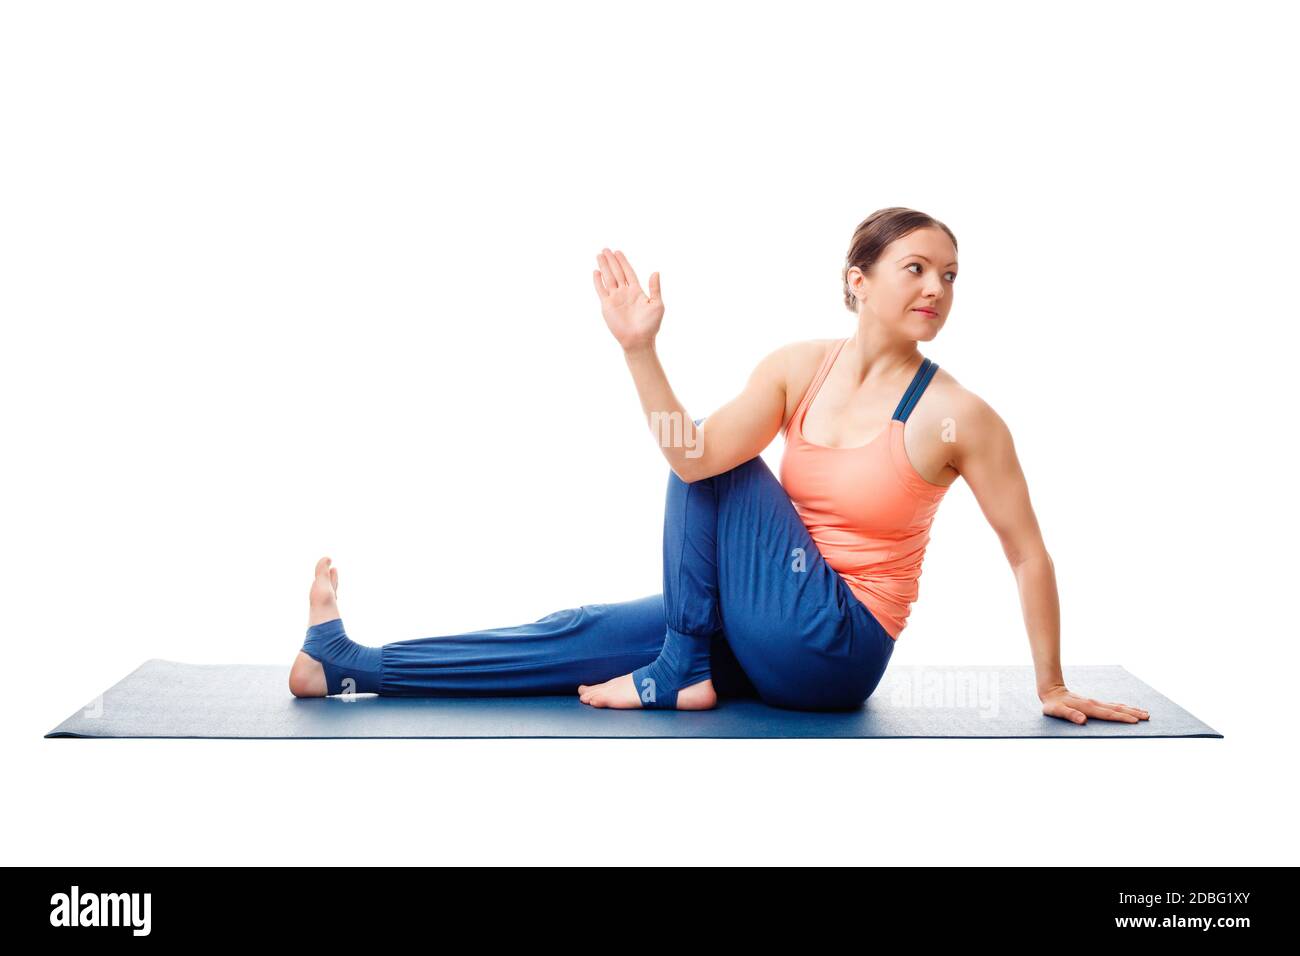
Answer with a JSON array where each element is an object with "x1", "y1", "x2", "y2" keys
[{"x1": 842, "y1": 207, "x2": 958, "y2": 312}]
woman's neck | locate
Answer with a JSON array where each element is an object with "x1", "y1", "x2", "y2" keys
[{"x1": 843, "y1": 324, "x2": 923, "y2": 387}]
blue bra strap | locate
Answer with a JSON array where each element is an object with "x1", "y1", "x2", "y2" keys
[{"x1": 892, "y1": 357, "x2": 939, "y2": 422}]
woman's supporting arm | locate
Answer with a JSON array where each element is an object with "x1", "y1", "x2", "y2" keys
[
  {"x1": 954, "y1": 395, "x2": 1148, "y2": 724},
  {"x1": 951, "y1": 395, "x2": 1064, "y2": 693}
]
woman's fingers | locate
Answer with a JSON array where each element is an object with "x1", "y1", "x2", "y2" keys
[
  {"x1": 1085, "y1": 697, "x2": 1146, "y2": 721},
  {"x1": 1103, "y1": 703, "x2": 1149, "y2": 719},
  {"x1": 605, "y1": 247, "x2": 630, "y2": 287},
  {"x1": 1101, "y1": 700, "x2": 1150, "y2": 719},
  {"x1": 596, "y1": 248, "x2": 649, "y2": 298},
  {"x1": 614, "y1": 250, "x2": 641, "y2": 290},
  {"x1": 1045, "y1": 699, "x2": 1087, "y2": 724},
  {"x1": 598, "y1": 248, "x2": 618, "y2": 290},
  {"x1": 1080, "y1": 699, "x2": 1139, "y2": 723},
  {"x1": 597, "y1": 250, "x2": 617, "y2": 289},
  {"x1": 592, "y1": 269, "x2": 608, "y2": 299}
]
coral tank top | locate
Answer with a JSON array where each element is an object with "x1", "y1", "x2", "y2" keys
[{"x1": 779, "y1": 338, "x2": 952, "y2": 639}]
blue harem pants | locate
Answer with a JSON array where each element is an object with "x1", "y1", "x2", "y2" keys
[{"x1": 303, "y1": 426, "x2": 895, "y2": 712}]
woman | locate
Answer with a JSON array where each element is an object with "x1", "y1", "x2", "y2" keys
[{"x1": 289, "y1": 207, "x2": 1149, "y2": 725}]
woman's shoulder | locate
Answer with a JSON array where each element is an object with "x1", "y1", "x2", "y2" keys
[
  {"x1": 921, "y1": 364, "x2": 996, "y2": 423},
  {"x1": 749, "y1": 338, "x2": 839, "y2": 391},
  {"x1": 770, "y1": 337, "x2": 841, "y2": 381},
  {"x1": 911, "y1": 364, "x2": 1016, "y2": 465},
  {"x1": 763, "y1": 338, "x2": 842, "y2": 430},
  {"x1": 781, "y1": 336, "x2": 843, "y2": 357}
]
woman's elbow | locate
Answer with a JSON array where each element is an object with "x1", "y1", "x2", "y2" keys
[
  {"x1": 671, "y1": 452, "x2": 723, "y2": 483},
  {"x1": 1007, "y1": 545, "x2": 1053, "y2": 570}
]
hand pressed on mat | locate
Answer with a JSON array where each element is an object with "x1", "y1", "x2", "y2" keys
[{"x1": 1039, "y1": 684, "x2": 1150, "y2": 725}]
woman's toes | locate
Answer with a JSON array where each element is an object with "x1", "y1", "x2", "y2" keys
[
  {"x1": 576, "y1": 674, "x2": 643, "y2": 709},
  {"x1": 310, "y1": 558, "x2": 333, "y2": 601},
  {"x1": 308, "y1": 557, "x2": 340, "y2": 626}
]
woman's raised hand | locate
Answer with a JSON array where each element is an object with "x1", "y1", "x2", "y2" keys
[{"x1": 592, "y1": 248, "x2": 662, "y2": 353}]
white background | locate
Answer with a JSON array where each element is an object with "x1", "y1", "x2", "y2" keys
[{"x1": 3, "y1": 0, "x2": 1296, "y2": 865}]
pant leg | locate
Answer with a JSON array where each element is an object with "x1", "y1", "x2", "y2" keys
[
  {"x1": 630, "y1": 416, "x2": 895, "y2": 711},
  {"x1": 712, "y1": 454, "x2": 896, "y2": 711},
  {"x1": 302, "y1": 591, "x2": 756, "y2": 699},
  {"x1": 630, "y1": 417, "x2": 757, "y2": 708},
  {"x1": 374, "y1": 593, "x2": 668, "y2": 697},
  {"x1": 302, "y1": 594, "x2": 667, "y2": 697},
  {"x1": 301, "y1": 425, "x2": 884, "y2": 706}
]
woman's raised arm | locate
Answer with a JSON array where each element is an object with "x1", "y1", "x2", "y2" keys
[{"x1": 592, "y1": 247, "x2": 787, "y2": 482}]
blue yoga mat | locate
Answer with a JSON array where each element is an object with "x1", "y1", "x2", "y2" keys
[{"x1": 44, "y1": 659, "x2": 1221, "y2": 739}]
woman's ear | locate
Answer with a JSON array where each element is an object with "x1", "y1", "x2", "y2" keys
[{"x1": 849, "y1": 268, "x2": 865, "y2": 303}]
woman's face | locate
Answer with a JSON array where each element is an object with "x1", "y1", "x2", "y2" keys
[{"x1": 848, "y1": 227, "x2": 958, "y2": 339}]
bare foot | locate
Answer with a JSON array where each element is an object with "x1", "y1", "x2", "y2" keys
[
  {"x1": 578, "y1": 673, "x2": 717, "y2": 710},
  {"x1": 289, "y1": 556, "x2": 340, "y2": 698},
  {"x1": 308, "y1": 556, "x2": 340, "y2": 626}
]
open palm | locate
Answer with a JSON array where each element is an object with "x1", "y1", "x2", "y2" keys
[
  {"x1": 1041, "y1": 685, "x2": 1150, "y2": 725},
  {"x1": 591, "y1": 248, "x2": 663, "y2": 352}
]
